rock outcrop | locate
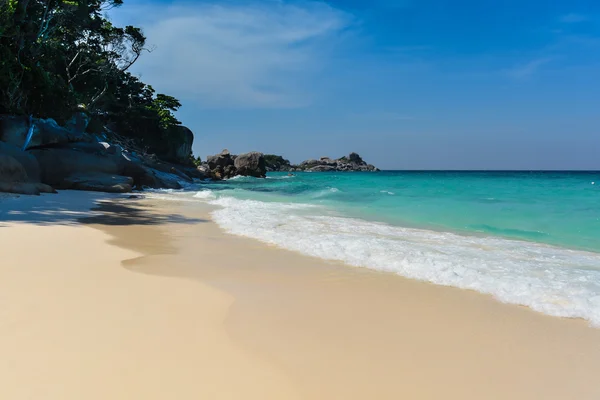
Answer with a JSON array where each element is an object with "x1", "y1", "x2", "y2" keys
[
  {"x1": 206, "y1": 150, "x2": 267, "y2": 180},
  {"x1": 234, "y1": 152, "x2": 267, "y2": 178},
  {"x1": 174, "y1": 126, "x2": 194, "y2": 164},
  {"x1": 268, "y1": 152, "x2": 379, "y2": 172},
  {"x1": 207, "y1": 149, "x2": 234, "y2": 169},
  {"x1": 0, "y1": 115, "x2": 92, "y2": 150},
  {"x1": 30, "y1": 145, "x2": 128, "y2": 192},
  {"x1": 307, "y1": 165, "x2": 337, "y2": 172},
  {"x1": 207, "y1": 149, "x2": 236, "y2": 180},
  {"x1": 0, "y1": 152, "x2": 56, "y2": 195},
  {"x1": 0, "y1": 154, "x2": 28, "y2": 183},
  {"x1": 0, "y1": 114, "x2": 207, "y2": 195},
  {"x1": 62, "y1": 173, "x2": 134, "y2": 193},
  {"x1": 264, "y1": 155, "x2": 292, "y2": 172},
  {"x1": 159, "y1": 125, "x2": 195, "y2": 165},
  {"x1": 0, "y1": 141, "x2": 41, "y2": 181}
]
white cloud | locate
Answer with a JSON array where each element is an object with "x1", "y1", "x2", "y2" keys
[
  {"x1": 111, "y1": 1, "x2": 353, "y2": 109},
  {"x1": 559, "y1": 13, "x2": 588, "y2": 23},
  {"x1": 505, "y1": 57, "x2": 553, "y2": 79}
]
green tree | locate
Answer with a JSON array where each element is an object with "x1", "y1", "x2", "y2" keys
[{"x1": 0, "y1": 0, "x2": 184, "y2": 156}]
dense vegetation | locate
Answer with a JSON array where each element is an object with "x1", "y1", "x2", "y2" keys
[{"x1": 0, "y1": 0, "x2": 183, "y2": 157}]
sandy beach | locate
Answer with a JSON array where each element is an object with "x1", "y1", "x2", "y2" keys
[{"x1": 2, "y1": 192, "x2": 600, "y2": 400}]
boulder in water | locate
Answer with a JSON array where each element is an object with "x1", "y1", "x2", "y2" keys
[
  {"x1": 234, "y1": 151, "x2": 266, "y2": 178},
  {"x1": 264, "y1": 154, "x2": 292, "y2": 172},
  {"x1": 207, "y1": 149, "x2": 234, "y2": 170}
]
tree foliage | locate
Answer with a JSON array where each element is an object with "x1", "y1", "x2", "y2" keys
[{"x1": 0, "y1": 0, "x2": 183, "y2": 156}]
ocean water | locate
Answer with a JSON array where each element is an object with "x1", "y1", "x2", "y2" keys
[{"x1": 148, "y1": 171, "x2": 600, "y2": 325}]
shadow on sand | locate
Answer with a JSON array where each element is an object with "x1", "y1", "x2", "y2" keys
[{"x1": 0, "y1": 191, "x2": 207, "y2": 227}]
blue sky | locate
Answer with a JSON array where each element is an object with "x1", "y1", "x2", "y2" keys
[{"x1": 111, "y1": 0, "x2": 600, "y2": 169}]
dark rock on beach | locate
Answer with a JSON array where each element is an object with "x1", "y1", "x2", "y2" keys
[
  {"x1": 0, "y1": 152, "x2": 56, "y2": 195},
  {"x1": 0, "y1": 115, "x2": 92, "y2": 150},
  {"x1": 0, "y1": 113, "x2": 203, "y2": 195},
  {"x1": 62, "y1": 173, "x2": 134, "y2": 193},
  {"x1": 0, "y1": 141, "x2": 41, "y2": 182},
  {"x1": 160, "y1": 125, "x2": 195, "y2": 165},
  {"x1": 1, "y1": 111, "x2": 375, "y2": 197}
]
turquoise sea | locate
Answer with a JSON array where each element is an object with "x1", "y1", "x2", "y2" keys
[{"x1": 150, "y1": 171, "x2": 600, "y2": 325}]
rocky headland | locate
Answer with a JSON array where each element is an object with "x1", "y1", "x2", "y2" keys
[
  {"x1": 200, "y1": 150, "x2": 380, "y2": 180},
  {"x1": 264, "y1": 152, "x2": 379, "y2": 173},
  {"x1": 0, "y1": 113, "x2": 378, "y2": 195},
  {"x1": 202, "y1": 149, "x2": 267, "y2": 180},
  {"x1": 0, "y1": 115, "x2": 380, "y2": 196},
  {"x1": 0, "y1": 113, "x2": 205, "y2": 195}
]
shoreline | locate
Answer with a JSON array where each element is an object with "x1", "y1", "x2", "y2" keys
[{"x1": 2, "y1": 192, "x2": 600, "y2": 399}]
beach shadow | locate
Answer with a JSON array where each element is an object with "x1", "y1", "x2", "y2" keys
[
  {"x1": 0, "y1": 191, "x2": 206, "y2": 227},
  {"x1": 79, "y1": 200, "x2": 206, "y2": 226}
]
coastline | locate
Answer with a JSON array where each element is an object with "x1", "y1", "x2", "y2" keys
[{"x1": 2, "y1": 193, "x2": 600, "y2": 399}]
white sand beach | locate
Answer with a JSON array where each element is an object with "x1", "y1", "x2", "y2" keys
[{"x1": 2, "y1": 192, "x2": 600, "y2": 399}]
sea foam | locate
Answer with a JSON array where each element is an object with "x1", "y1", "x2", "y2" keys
[
  {"x1": 193, "y1": 190, "x2": 216, "y2": 200},
  {"x1": 204, "y1": 195, "x2": 600, "y2": 326}
]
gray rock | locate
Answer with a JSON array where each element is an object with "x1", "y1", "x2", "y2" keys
[
  {"x1": 223, "y1": 165, "x2": 237, "y2": 179},
  {"x1": 64, "y1": 112, "x2": 90, "y2": 135},
  {"x1": 234, "y1": 152, "x2": 266, "y2": 178},
  {"x1": 0, "y1": 141, "x2": 41, "y2": 181},
  {"x1": 308, "y1": 165, "x2": 337, "y2": 172},
  {"x1": 264, "y1": 155, "x2": 292, "y2": 172},
  {"x1": 0, "y1": 154, "x2": 28, "y2": 183},
  {"x1": 174, "y1": 126, "x2": 194, "y2": 164},
  {"x1": 196, "y1": 165, "x2": 211, "y2": 175},
  {"x1": 300, "y1": 159, "x2": 320, "y2": 168},
  {"x1": 0, "y1": 115, "x2": 30, "y2": 148},
  {"x1": 293, "y1": 152, "x2": 378, "y2": 172},
  {"x1": 62, "y1": 173, "x2": 133, "y2": 193},
  {"x1": 0, "y1": 181, "x2": 56, "y2": 195},
  {"x1": 207, "y1": 149, "x2": 235, "y2": 170},
  {"x1": 30, "y1": 147, "x2": 122, "y2": 187},
  {"x1": 119, "y1": 159, "x2": 182, "y2": 190},
  {"x1": 31, "y1": 118, "x2": 92, "y2": 148},
  {"x1": 64, "y1": 141, "x2": 122, "y2": 157},
  {"x1": 120, "y1": 160, "x2": 159, "y2": 189},
  {"x1": 143, "y1": 159, "x2": 193, "y2": 183},
  {"x1": 0, "y1": 154, "x2": 55, "y2": 195},
  {"x1": 319, "y1": 157, "x2": 337, "y2": 166},
  {"x1": 157, "y1": 125, "x2": 195, "y2": 165},
  {"x1": 99, "y1": 142, "x2": 122, "y2": 155},
  {"x1": 0, "y1": 115, "x2": 92, "y2": 149},
  {"x1": 168, "y1": 166, "x2": 193, "y2": 182},
  {"x1": 148, "y1": 168, "x2": 183, "y2": 189},
  {"x1": 348, "y1": 152, "x2": 364, "y2": 164}
]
